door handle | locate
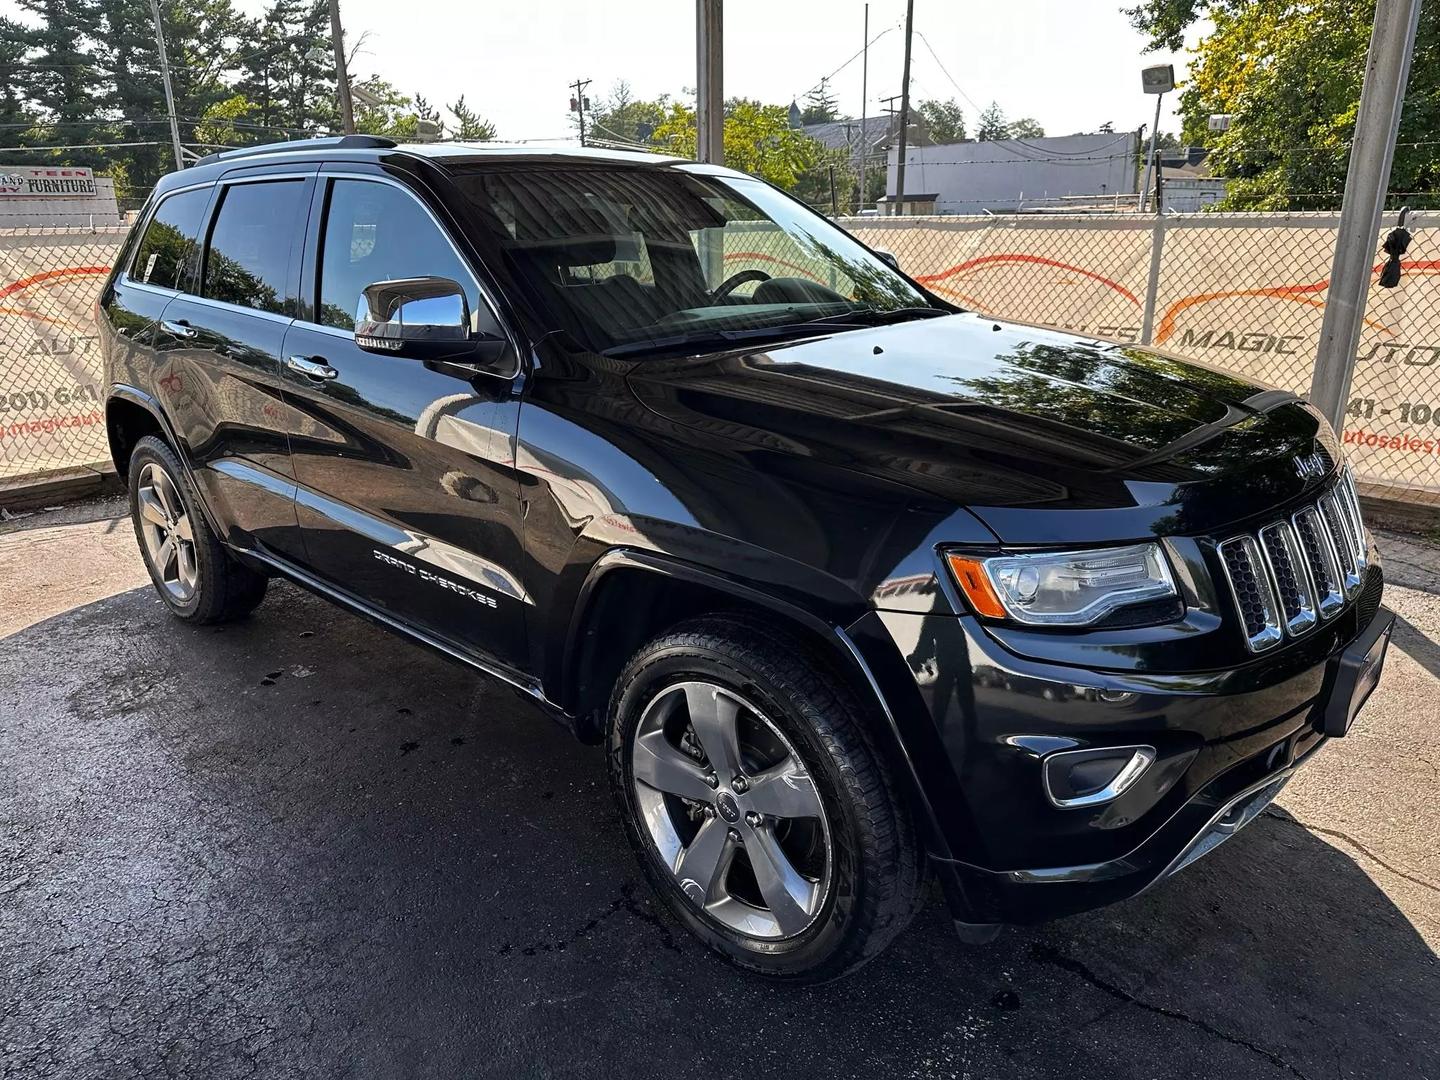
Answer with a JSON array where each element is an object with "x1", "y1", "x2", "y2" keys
[
  {"x1": 286, "y1": 354, "x2": 339, "y2": 381},
  {"x1": 159, "y1": 318, "x2": 197, "y2": 339}
]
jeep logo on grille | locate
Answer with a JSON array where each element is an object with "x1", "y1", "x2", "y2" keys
[{"x1": 1293, "y1": 452, "x2": 1327, "y2": 480}]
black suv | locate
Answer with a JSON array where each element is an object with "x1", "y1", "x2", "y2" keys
[{"x1": 100, "y1": 136, "x2": 1394, "y2": 982}]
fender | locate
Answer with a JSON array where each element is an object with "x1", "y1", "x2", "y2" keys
[
  {"x1": 106, "y1": 383, "x2": 227, "y2": 540},
  {"x1": 563, "y1": 547, "x2": 958, "y2": 863}
]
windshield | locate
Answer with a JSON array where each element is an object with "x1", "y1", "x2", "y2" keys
[{"x1": 448, "y1": 164, "x2": 942, "y2": 356}]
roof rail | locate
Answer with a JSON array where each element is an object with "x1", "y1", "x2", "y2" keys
[{"x1": 193, "y1": 134, "x2": 399, "y2": 168}]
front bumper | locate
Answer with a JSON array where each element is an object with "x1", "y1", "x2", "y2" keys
[{"x1": 850, "y1": 566, "x2": 1393, "y2": 926}]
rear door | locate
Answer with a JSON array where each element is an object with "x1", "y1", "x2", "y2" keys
[
  {"x1": 278, "y1": 166, "x2": 529, "y2": 672},
  {"x1": 103, "y1": 182, "x2": 213, "y2": 419},
  {"x1": 152, "y1": 167, "x2": 315, "y2": 560}
]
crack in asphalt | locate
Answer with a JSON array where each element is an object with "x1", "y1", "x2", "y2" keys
[
  {"x1": 1030, "y1": 944, "x2": 1315, "y2": 1080},
  {"x1": 1262, "y1": 809, "x2": 1440, "y2": 896},
  {"x1": 497, "y1": 880, "x2": 684, "y2": 958}
]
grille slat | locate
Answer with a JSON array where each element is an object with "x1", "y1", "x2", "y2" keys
[
  {"x1": 1218, "y1": 535, "x2": 1283, "y2": 652},
  {"x1": 1293, "y1": 506, "x2": 1346, "y2": 620},
  {"x1": 1259, "y1": 521, "x2": 1317, "y2": 636},
  {"x1": 1220, "y1": 475, "x2": 1368, "y2": 652}
]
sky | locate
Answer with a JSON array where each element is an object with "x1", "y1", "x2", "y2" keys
[{"x1": 236, "y1": 0, "x2": 1207, "y2": 145}]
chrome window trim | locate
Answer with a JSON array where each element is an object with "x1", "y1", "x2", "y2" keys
[
  {"x1": 170, "y1": 292, "x2": 295, "y2": 327},
  {"x1": 1293, "y1": 506, "x2": 1346, "y2": 620},
  {"x1": 1217, "y1": 534, "x2": 1284, "y2": 653},
  {"x1": 1257, "y1": 520, "x2": 1317, "y2": 637},
  {"x1": 298, "y1": 170, "x2": 522, "y2": 379}
]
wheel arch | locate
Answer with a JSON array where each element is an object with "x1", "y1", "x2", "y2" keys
[
  {"x1": 560, "y1": 549, "x2": 955, "y2": 861},
  {"x1": 106, "y1": 385, "x2": 175, "y2": 480}
]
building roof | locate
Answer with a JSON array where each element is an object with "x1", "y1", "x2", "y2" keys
[{"x1": 801, "y1": 116, "x2": 892, "y2": 151}]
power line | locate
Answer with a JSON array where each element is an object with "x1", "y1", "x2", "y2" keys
[{"x1": 794, "y1": 23, "x2": 898, "y2": 107}]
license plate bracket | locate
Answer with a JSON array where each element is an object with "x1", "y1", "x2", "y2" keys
[{"x1": 1320, "y1": 607, "x2": 1394, "y2": 737}]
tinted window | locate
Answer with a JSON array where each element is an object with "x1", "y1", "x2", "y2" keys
[
  {"x1": 317, "y1": 179, "x2": 475, "y2": 330},
  {"x1": 130, "y1": 187, "x2": 210, "y2": 290},
  {"x1": 202, "y1": 180, "x2": 305, "y2": 314}
]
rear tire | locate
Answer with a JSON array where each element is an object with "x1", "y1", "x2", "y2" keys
[
  {"x1": 606, "y1": 614, "x2": 925, "y2": 983},
  {"x1": 127, "y1": 435, "x2": 267, "y2": 624}
]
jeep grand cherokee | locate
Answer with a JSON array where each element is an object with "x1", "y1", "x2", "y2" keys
[{"x1": 99, "y1": 135, "x2": 1393, "y2": 982}]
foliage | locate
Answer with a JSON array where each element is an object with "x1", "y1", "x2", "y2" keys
[
  {"x1": 916, "y1": 98, "x2": 966, "y2": 144},
  {"x1": 1154, "y1": 0, "x2": 1440, "y2": 210},
  {"x1": 584, "y1": 81, "x2": 669, "y2": 145},
  {"x1": 449, "y1": 95, "x2": 496, "y2": 142},
  {"x1": 976, "y1": 101, "x2": 1009, "y2": 141},
  {"x1": 799, "y1": 79, "x2": 841, "y2": 124},
  {"x1": 651, "y1": 98, "x2": 826, "y2": 191},
  {"x1": 2, "y1": 0, "x2": 495, "y2": 199},
  {"x1": 975, "y1": 100, "x2": 1044, "y2": 141}
]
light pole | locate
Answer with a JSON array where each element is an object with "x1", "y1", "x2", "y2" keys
[{"x1": 1138, "y1": 63, "x2": 1174, "y2": 212}]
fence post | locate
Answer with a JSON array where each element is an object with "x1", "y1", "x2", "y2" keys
[
  {"x1": 1139, "y1": 215, "x2": 1166, "y2": 346},
  {"x1": 1311, "y1": 0, "x2": 1422, "y2": 428}
]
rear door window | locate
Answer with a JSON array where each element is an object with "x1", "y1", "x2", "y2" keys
[
  {"x1": 129, "y1": 186, "x2": 211, "y2": 291},
  {"x1": 202, "y1": 179, "x2": 307, "y2": 315}
]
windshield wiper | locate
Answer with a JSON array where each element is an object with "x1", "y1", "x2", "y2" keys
[
  {"x1": 798, "y1": 306, "x2": 952, "y2": 328},
  {"x1": 602, "y1": 322, "x2": 855, "y2": 359},
  {"x1": 601, "y1": 307, "x2": 951, "y2": 360}
]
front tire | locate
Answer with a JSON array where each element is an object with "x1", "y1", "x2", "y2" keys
[
  {"x1": 127, "y1": 435, "x2": 267, "y2": 624},
  {"x1": 607, "y1": 615, "x2": 925, "y2": 982}
]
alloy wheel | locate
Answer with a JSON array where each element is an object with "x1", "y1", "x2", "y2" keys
[
  {"x1": 630, "y1": 680, "x2": 833, "y2": 940},
  {"x1": 136, "y1": 461, "x2": 198, "y2": 602}
]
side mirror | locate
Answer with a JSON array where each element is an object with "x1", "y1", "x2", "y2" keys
[
  {"x1": 874, "y1": 249, "x2": 901, "y2": 271},
  {"x1": 354, "y1": 276, "x2": 513, "y2": 374}
]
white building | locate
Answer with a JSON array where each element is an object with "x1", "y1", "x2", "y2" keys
[{"x1": 885, "y1": 132, "x2": 1139, "y2": 215}]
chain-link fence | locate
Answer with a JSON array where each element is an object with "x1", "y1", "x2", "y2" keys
[
  {"x1": 2, "y1": 211, "x2": 1439, "y2": 511},
  {"x1": 0, "y1": 226, "x2": 127, "y2": 489}
]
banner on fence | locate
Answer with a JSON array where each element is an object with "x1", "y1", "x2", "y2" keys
[{"x1": 2, "y1": 214, "x2": 1439, "y2": 507}]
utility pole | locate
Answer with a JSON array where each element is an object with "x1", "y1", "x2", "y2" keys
[
  {"x1": 1311, "y1": 0, "x2": 1423, "y2": 429},
  {"x1": 146, "y1": 0, "x2": 184, "y2": 169},
  {"x1": 696, "y1": 0, "x2": 723, "y2": 163},
  {"x1": 893, "y1": 0, "x2": 914, "y2": 214},
  {"x1": 858, "y1": 2, "x2": 869, "y2": 212},
  {"x1": 329, "y1": 0, "x2": 355, "y2": 135},
  {"x1": 570, "y1": 78, "x2": 592, "y2": 146}
]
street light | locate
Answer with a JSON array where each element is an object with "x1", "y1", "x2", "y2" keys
[{"x1": 1139, "y1": 63, "x2": 1174, "y2": 212}]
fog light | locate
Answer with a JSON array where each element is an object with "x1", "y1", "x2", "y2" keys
[{"x1": 1043, "y1": 746, "x2": 1155, "y2": 809}]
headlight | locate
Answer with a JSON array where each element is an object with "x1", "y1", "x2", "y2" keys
[{"x1": 945, "y1": 543, "x2": 1179, "y2": 627}]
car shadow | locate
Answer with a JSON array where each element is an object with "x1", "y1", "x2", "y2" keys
[{"x1": 2, "y1": 581, "x2": 1437, "y2": 1080}]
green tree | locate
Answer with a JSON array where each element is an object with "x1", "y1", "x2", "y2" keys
[
  {"x1": 1007, "y1": 117, "x2": 1045, "y2": 138},
  {"x1": 916, "y1": 98, "x2": 966, "y2": 143},
  {"x1": 1132, "y1": 0, "x2": 1440, "y2": 210},
  {"x1": 449, "y1": 95, "x2": 496, "y2": 141},
  {"x1": 651, "y1": 99, "x2": 825, "y2": 190},
  {"x1": 799, "y1": 78, "x2": 840, "y2": 124},
  {"x1": 976, "y1": 101, "x2": 1009, "y2": 140},
  {"x1": 584, "y1": 81, "x2": 667, "y2": 144}
]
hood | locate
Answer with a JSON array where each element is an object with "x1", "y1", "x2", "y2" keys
[{"x1": 623, "y1": 313, "x2": 1342, "y2": 543}]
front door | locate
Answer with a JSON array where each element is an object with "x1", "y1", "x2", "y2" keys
[{"x1": 279, "y1": 169, "x2": 529, "y2": 673}]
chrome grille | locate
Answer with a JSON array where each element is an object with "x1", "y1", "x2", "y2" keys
[{"x1": 1217, "y1": 467, "x2": 1368, "y2": 653}]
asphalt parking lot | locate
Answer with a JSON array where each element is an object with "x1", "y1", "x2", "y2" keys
[{"x1": 2, "y1": 498, "x2": 1438, "y2": 1080}]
